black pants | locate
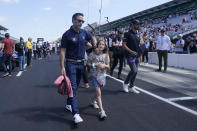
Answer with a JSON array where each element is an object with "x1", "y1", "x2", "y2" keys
[
  {"x1": 33, "y1": 50, "x2": 37, "y2": 59},
  {"x1": 83, "y1": 66, "x2": 89, "y2": 84},
  {"x1": 43, "y1": 49, "x2": 47, "y2": 58},
  {"x1": 157, "y1": 50, "x2": 168, "y2": 71},
  {"x1": 37, "y1": 49, "x2": 41, "y2": 58},
  {"x1": 27, "y1": 50, "x2": 32, "y2": 66},
  {"x1": 111, "y1": 53, "x2": 124, "y2": 76},
  {"x1": 142, "y1": 49, "x2": 149, "y2": 63}
]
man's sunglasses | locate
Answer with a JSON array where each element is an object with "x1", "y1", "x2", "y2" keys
[{"x1": 76, "y1": 19, "x2": 85, "y2": 23}]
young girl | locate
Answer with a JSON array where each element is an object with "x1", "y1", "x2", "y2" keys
[{"x1": 87, "y1": 40, "x2": 110, "y2": 119}]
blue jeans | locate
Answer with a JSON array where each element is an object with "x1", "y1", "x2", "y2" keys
[
  {"x1": 19, "y1": 55, "x2": 25, "y2": 70},
  {"x1": 1, "y1": 54, "x2": 12, "y2": 74},
  {"x1": 124, "y1": 58, "x2": 139, "y2": 88},
  {"x1": 65, "y1": 61, "x2": 84, "y2": 115}
]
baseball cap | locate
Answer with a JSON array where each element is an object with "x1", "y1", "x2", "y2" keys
[
  {"x1": 118, "y1": 29, "x2": 124, "y2": 34},
  {"x1": 131, "y1": 19, "x2": 140, "y2": 25},
  {"x1": 160, "y1": 29, "x2": 166, "y2": 32}
]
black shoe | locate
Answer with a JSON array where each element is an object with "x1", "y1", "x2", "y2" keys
[
  {"x1": 163, "y1": 70, "x2": 167, "y2": 73},
  {"x1": 155, "y1": 69, "x2": 161, "y2": 72},
  {"x1": 118, "y1": 75, "x2": 123, "y2": 80},
  {"x1": 110, "y1": 71, "x2": 113, "y2": 76},
  {"x1": 8, "y1": 73, "x2": 12, "y2": 77}
]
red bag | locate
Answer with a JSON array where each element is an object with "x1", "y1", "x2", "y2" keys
[{"x1": 54, "y1": 75, "x2": 73, "y2": 97}]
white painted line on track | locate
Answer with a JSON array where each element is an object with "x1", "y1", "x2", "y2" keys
[
  {"x1": 168, "y1": 96, "x2": 197, "y2": 102},
  {"x1": 16, "y1": 71, "x2": 23, "y2": 77},
  {"x1": 24, "y1": 64, "x2": 27, "y2": 69},
  {"x1": 16, "y1": 64, "x2": 27, "y2": 77},
  {"x1": 106, "y1": 74, "x2": 197, "y2": 116}
]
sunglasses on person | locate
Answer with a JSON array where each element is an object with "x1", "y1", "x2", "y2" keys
[{"x1": 76, "y1": 19, "x2": 85, "y2": 23}]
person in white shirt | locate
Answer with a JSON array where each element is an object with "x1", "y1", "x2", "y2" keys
[
  {"x1": 156, "y1": 29, "x2": 171, "y2": 73},
  {"x1": 33, "y1": 42, "x2": 37, "y2": 59},
  {"x1": 175, "y1": 34, "x2": 185, "y2": 54},
  {"x1": 36, "y1": 42, "x2": 42, "y2": 59},
  {"x1": 49, "y1": 43, "x2": 53, "y2": 55}
]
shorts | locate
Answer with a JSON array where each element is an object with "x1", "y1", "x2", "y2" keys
[{"x1": 89, "y1": 76, "x2": 106, "y2": 88}]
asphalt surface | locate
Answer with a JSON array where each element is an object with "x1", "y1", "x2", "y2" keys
[{"x1": 0, "y1": 54, "x2": 197, "y2": 131}]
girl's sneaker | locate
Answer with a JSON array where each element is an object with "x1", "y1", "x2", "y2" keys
[
  {"x1": 99, "y1": 110, "x2": 107, "y2": 119},
  {"x1": 91, "y1": 101, "x2": 99, "y2": 109}
]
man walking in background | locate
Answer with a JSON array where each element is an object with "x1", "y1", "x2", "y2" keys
[
  {"x1": 26, "y1": 38, "x2": 33, "y2": 67},
  {"x1": 122, "y1": 20, "x2": 141, "y2": 94},
  {"x1": 110, "y1": 30, "x2": 125, "y2": 80},
  {"x1": 0, "y1": 33, "x2": 15, "y2": 77}
]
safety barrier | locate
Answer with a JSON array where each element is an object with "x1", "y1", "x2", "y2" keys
[{"x1": 148, "y1": 52, "x2": 197, "y2": 71}]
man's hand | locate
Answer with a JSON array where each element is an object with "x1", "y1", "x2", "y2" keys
[
  {"x1": 92, "y1": 36, "x2": 97, "y2": 47},
  {"x1": 131, "y1": 51, "x2": 138, "y2": 56},
  {"x1": 123, "y1": 42, "x2": 138, "y2": 57},
  {"x1": 86, "y1": 42, "x2": 92, "y2": 50},
  {"x1": 60, "y1": 48, "x2": 66, "y2": 76},
  {"x1": 61, "y1": 68, "x2": 66, "y2": 76}
]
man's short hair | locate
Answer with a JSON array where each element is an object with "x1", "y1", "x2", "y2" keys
[
  {"x1": 20, "y1": 37, "x2": 24, "y2": 41},
  {"x1": 72, "y1": 13, "x2": 84, "y2": 20},
  {"x1": 5, "y1": 33, "x2": 10, "y2": 38}
]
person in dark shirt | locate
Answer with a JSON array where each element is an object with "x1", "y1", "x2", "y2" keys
[
  {"x1": 189, "y1": 34, "x2": 197, "y2": 53},
  {"x1": 107, "y1": 33, "x2": 116, "y2": 68},
  {"x1": 122, "y1": 20, "x2": 141, "y2": 94},
  {"x1": 60, "y1": 13, "x2": 93, "y2": 124},
  {"x1": 42, "y1": 42, "x2": 47, "y2": 58},
  {"x1": 16, "y1": 37, "x2": 25, "y2": 71},
  {"x1": 110, "y1": 30, "x2": 125, "y2": 80}
]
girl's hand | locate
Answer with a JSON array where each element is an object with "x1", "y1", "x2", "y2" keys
[
  {"x1": 95, "y1": 63, "x2": 101, "y2": 68},
  {"x1": 100, "y1": 64, "x2": 106, "y2": 69},
  {"x1": 96, "y1": 63, "x2": 105, "y2": 69}
]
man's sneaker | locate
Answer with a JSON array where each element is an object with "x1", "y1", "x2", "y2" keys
[
  {"x1": 99, "y1": 110, "x2": 107, "y2": 119},
  {"x1": 65, "y1": 105, "x2": 72, "y2": 112},
  {"x1": 155, "y1": 69, "x2": 161, "y2": 72},
  {"x1": 8, "y1": 73, "x2": 12, "y2": 77},
  {"x1": 163, "y1": 70, "x2": 167, "y2": 73},
  {"x1": 129, "y1": 87, "x2": 140, "y2": 94},
  {"x1": 84, "y1": 83, "x2": 90, "y2": 88},
  {"x1": 73, "y1": 114, "x2": 83, "y2": 124},
  {"x1": 117, "y1": 75, "x2": 123, "y2": 80},
  {"x1": 91, "y1": 101, "x2": 99, "y2": 109},
  {"x1": 123, "y1": 84, "x2": 129, "y2": 93},
  {"x1": 110, "y1": 70, "x2": 113, "y2": 76},
  {"x1": 1, "y1": 72, "x2": 9, "y2": 77}
]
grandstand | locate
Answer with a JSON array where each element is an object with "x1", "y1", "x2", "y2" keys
[
  {"x1": 0, "y1": 25, "x2": 19, "y2": 43},
  {"x1": 96, "y1": 0, "x2": 197, "y2": 39}
]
